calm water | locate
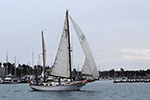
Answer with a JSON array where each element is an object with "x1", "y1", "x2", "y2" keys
[{"x1": 0, "y1": 81, "x2": 150, "y2": 100}]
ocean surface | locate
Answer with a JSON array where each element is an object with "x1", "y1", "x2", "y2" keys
[{"x1": 0, "y1": 81, "x2": 150, "y2": 100}]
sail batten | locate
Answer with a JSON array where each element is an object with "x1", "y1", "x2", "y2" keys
[{"x1": 70, "y1": 16, "x2": 99, "y2": 79}]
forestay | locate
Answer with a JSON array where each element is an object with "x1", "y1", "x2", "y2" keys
[
  {"x1": 51, "y1": 17, "x2": 70, "y2": 78},
  {"x1": 70, "y1": 16, "x2": 99, "y2": 79}
]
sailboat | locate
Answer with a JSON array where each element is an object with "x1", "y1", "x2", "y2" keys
[{"x1": 29, "y1": 10, "x2": 99, "y2": 91}]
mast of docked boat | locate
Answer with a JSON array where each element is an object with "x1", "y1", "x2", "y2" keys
[
  {"x1": 5, "y1": 50, "x2": 8, "y2": 76},
  {"x1": 66, "y1": 10, "x2": 72, "y2": 82},
  {"x1": 14, "y1": 56, "x2": 16, "y2": 76},
  {"x1": 41, "y1": 31, "x2": 46, "y2": 82}
]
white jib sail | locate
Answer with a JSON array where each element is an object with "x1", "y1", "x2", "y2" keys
[
  {"x1": 82, "y1": 58, "x2": 92, "y2": 75},
  {"x1": 70, "y1": 16, "x2": 99, "y2": 79},
  {"x1": 51, "y1": 17, "x2": 70, "y2": 78}
]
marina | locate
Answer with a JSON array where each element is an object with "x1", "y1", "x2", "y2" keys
[
  {"x1": 113, "y1": 79, "x2": 150, "y2": 83},
  {"x1": 0, "y1": 0, "x2": 150, "y2": 100}
]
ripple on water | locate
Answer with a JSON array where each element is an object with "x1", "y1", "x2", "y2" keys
[{"x1": 1, "y1": 82, "x2": 150, "y2": 100}]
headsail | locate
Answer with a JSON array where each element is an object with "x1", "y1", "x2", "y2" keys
[
  {"x1": 51, "y1": 17, "x2": 70, "y2": 78},
  {"x1": 82, "y1": 58, "x2": 92, "y2": 75},
  {"x1": 70, "y1": 16, "x2": 99, "y2": 79}
]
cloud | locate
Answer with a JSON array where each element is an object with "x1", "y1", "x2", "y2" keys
[
  {"x1": 122, "y1": 55, "x2": 150, "y2": 60},
  {"x1": 95, "y1": 48, "x2": 122, "y2": 62},
  {"x1": 94, "y1": 48, "x2": 150, "y2": 70},
  {"x1": 95, "y1": 48, "x2": 150, "y2": 64},
  {"x1": 121, "y1": 48, "x2": 150, "y2": 55},
  {"x1": 121, "y1": 48, "x2": 150, "y2": 60}
]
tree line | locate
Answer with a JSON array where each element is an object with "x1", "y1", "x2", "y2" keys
[{"x1": 0, "y1": 62, "x2": 50, "y2": 78}]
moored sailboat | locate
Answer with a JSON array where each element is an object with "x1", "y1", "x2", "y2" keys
[{"x1": 29, "y1": 10, "x2": 99, "y2": 91}]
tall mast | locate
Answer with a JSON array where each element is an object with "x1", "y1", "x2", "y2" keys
[
  {"x1": 6, "y1": 50, "x2": 8, "y2": 76},
  {"x1": 66, "y1": 10, "x2": 72, "y2": 82},
  {"x1": 38, "y1": 54, "x2": 41, "y2": 66},
  {"x1": 41, "y1": 31, "x2": 46, "y2": 82},
  {"x1": 6, "y1": 50, "x2": 8, "y2": 63},
  {"x1": 32, "y1": 51, "x2": 34, "y2": 67},
  {"x1": 14, "y1": 56, "x2": 16, "y2": 76}
]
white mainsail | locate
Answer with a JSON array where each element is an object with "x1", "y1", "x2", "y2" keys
[
  {"x1": 51, "y1": 17, "x2": 70, "y2": 78},
  {"x1": 70, "y1": 16, "x2": 99, "y2": 79}
]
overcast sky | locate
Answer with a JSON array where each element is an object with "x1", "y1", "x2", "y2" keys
[{"x1": 0, "y1": 0, "x2": 150, "y2": 70}]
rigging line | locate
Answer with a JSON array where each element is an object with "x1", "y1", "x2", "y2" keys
[
  {"x1": 40, "y1": 15, "x2": 64, "y2": 67},
  {"x1": 46, "y1": 17, "x2": 65, "y2": 67},
  {"x1": 41, "y1": 15, "x2": 63, "y2": 32},
  {"x1": 71, "y1": 23, "x2": 74, "y2": 70}
]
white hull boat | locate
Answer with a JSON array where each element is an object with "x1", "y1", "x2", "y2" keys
[
  {"x1": 30, "y1": 80, "x2": 88, "y2": 91},
  {"x1": 1, "y1": 74, "x2": 19, "y2": 84},
  {"x1": 30, "y1": 10, "x2": 99, "y2": 91}
]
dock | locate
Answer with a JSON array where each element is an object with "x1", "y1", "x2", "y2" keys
[{"x1": 113, "y1": 79, "x2": 150, "y2": 83}]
